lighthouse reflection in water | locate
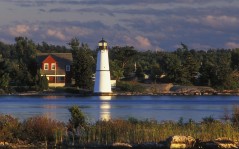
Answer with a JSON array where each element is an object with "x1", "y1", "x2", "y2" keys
[{"x1": 99, "y1": 96, "x2": 112, "y2": 121}]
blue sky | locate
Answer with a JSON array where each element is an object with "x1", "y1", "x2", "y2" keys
[{"x1": 0, "y1": 0, "x2": 239, "y2": 51}]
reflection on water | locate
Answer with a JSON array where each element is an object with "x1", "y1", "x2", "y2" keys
[
  {"x1": 43, "y1": 105, "x2": 58, "y2": 120},
  {"x1": 99, "y1": 96, "x2": 112, "y2": 100},
  {"x1": 0, "y1": 95, "x2": 238, "y2": 123},
  {"x1": 41, "y1": 96, "x2": 65, "y2": 99},
  {"x1": 99, "y1": 96, "x2": 112, "y2": 121},
  {"x1": 100, "y1": 102, "x2": 111, "y2": 121}
]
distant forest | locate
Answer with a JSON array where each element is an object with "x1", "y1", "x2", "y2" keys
[{"x1": 1, "y1": 37, "x2": 239, "y2": 93}]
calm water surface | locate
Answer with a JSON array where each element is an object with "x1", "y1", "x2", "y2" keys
[{"x1": 0, "y1": 95, "x2": 238, "y2": 123}]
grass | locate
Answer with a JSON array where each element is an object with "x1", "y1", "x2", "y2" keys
[{"x1": 0, "y1": 106, "x2": 239, "y2": 147}]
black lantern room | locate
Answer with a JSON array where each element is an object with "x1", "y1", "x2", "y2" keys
[{"x1": 98, "y1": 38, "x2": 108, "y2": 50}]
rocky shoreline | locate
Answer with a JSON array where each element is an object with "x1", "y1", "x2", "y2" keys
[
  {"x1": 9, "y1": 90, "x2": 239, "y2": 96},
  {"x1": 1, "y1": 83, "x2": 239, "y2": 96},
  {"x1": 4, "y1": 83, "x2": 238, "y2": 96}
]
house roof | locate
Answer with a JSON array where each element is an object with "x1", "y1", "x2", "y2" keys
[{"x1": 37, "y1": 53, "x2": 73, "y2": 75}]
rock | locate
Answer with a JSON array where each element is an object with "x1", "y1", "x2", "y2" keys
[
  {"x1": 0, "y1": 142, "x2": 9, "y2": 146},
  {"x1": 201, "y1": 138, "x2": 238, "y2": 149},
  {"x1": 214, "y1": 137, "x2": 238, "y2": 149},
  {"x1": 166, "y1": 135, "x2": 196, "y2": 149},
  {"x1": 133, "y1": 142, "x2": 165, "y2": 149},
  {"x1": 201, "y1": 141, "x2": 218, "y2": 149},
  {"x1": 112, "y1": 142, "x2": 132, "y2": 148}
]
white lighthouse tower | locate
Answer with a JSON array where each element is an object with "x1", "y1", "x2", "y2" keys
[{"x1": 94, "y1": 38, "x2": 112, "y2": 95}]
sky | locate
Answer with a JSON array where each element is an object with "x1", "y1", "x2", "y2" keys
[{"x1": 0, "y1": 0, "x2": 239, "y2": 51}]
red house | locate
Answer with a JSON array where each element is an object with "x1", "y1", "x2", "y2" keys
[{"x1": 37, "y1": 53, "x2": 73, "y2": 87}]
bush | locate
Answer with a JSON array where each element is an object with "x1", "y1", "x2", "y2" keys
[
  {"x1": 12, "y1": 86, "x2": 29, "y2": 92},
  {"x1": 38, "y1": 75, "x2": 49, "y2": 91},
  {"x1": 117, "y1": 81, "x2": 145, "y2": 92},
  {"x1": 22, "y1": 116, "x2": 65, "y2": 143},
  {"x1": 0, "y1": 89, "x2": 5, "y2": 95},
  {"x1": 231, "y1": 105, "x2": 239, "y2": 127},
  {"x1": 0, "y1": 114, "x2": 21, "y2": 143},
  {"x1": 68, "y1": 105, "x2": 87, "y2": 129},
  {"x1": 65, "y1": 87, "x2": 79, "y2": 94}
]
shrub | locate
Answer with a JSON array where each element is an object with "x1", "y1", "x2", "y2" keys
[
  {"x1": 231, "y1": 105, "x2": 239, "y2": 128},
  {"x1": 65, "y1": 87, "x2": 79, "y2": 94},
  {"x1": 0, "y1": 89, "x2": 5, "y2": 95},
  {"x1": 0, "y1": 114, "x2": 21, "y2": 143},
  {"x1": 39, "y1": 75, "x2": 49, "y2": 91},
  {"x1": 22, "y1": 116, "x2": 65, "y2": 143},
  {"x1": 117, "y1": 81, "x2": 145, "y2": 92},
  {"x1": 68, "y1": 105, "x2": 87, "y2": 130}
]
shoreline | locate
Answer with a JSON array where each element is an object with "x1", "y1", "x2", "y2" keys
[{"x1": 2, "y1": 90, "x2": 239, "y2": 96}]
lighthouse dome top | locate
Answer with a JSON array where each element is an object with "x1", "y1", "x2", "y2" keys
[{"x1": 98, "y1": 38, "x2": 107, "y2": 50}]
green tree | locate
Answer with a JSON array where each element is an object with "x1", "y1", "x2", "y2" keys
[
  {"x1": 160, "y1": 53, "x2": 187, "y2": 84},
  {"x1": 69, "y1": 38, "x2": 94, "y2": 90},
  {"x1": 231, "y1": 48, "x2": 239, "y2": 70},
  {"x1": 199, "y1": 50, "x2": 236, "y2": 89},
  {"x1": 13, "y1": 37, "x2": 37, "y2": 86},
  {"x1": 0, "y1": 56, "x2": 10, "y2": 89},
  {"x1": 150, "y1": 63, "x2": 161, "y2": 81},
  {"x1": 68, "y1": 105, "x2": 86, "y2": 129},
  {"x1": 39, "y1": 74, "x2": 49, "y2": 91},
  {"x1": 135, "y1": 65, "x2": 145, "y2": 80},
  {"x1": 174, "y1": 43, "x2": 200, "y2": 85},
  {"x1": 110, "y1": 46, "x2": 137, "y2": 78},
  {"x1": 110, "y1": 60, "x2": 124, "y2": 81}
]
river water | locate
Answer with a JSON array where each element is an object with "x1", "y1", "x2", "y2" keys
[{"x1": 0, "y1": 95, "x2": 238, "y2": 123}]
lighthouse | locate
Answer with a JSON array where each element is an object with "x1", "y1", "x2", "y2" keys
[{"x1": 94, "y1": 38, "x2": 112, "y2": 95}]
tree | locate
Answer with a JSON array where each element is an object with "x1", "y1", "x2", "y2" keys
[
  {"x1": 174, "y1": 43, "x2": 200, "y2": 85},
  {"x1": 69, "y1": 38, "x2": 94, "y2": 90},
  {"x1": 199, "y1": 50, "x2": 236, "y2": 89},
  {"x1": 135, "y1": 65, "x2": 145, "y2": 80},
  {"x1": 68, "y1": 105, "x2": 86, "y2": 130},
  {"x1": 39, "y1": 75, "x2": 49, "y2": 91},
  {"x1": 13, "y1": 37, "x2": 37, "y2": 86},
  {"x1": 110, "y1": 46, "x2": 137, "y2": 78},
  {"x1": 0, "y1": 56, "x2": 10, "y2": 89},
  {"x1": 150, "y1": 63, "x2": 161, "y2": 82},
  {"x1": 110, "y1": 60, "x2": 124, "y2": 81},
  {"x1": 160, "y1": 53, "x2": 187, "y2": 84},
  {"x1": 231, "y1": 48, "x2": 239, "y2": 70}
]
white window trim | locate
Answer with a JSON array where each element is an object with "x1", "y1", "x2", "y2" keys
[
  {"x1": 44, "y1": 63, "x2": 49, "y2": 70},
  {"x1": 51, "y1": 63, "x2": 56, "y2": 70}
]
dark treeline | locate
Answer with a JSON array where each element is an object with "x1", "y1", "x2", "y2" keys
[{"x1": 1, "y1": 37, "x2": 239, "y2": 93}]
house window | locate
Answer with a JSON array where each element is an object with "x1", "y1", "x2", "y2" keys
[
  {"x1": 44, "y1": 63, "x2": 49, "y2": 70},
  {"x1": 66, "y1": 65, "x2": 70, "y2": 71},
  {"x1": 51, "y1": 63, "x2": 56, "y2": 70}
]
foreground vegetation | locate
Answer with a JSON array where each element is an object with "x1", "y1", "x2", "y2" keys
[{"x1": 0, "y1": 105, "x2": 239, "y2": 148}]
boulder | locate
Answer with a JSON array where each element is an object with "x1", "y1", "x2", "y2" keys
[
  {"x1": 166, "y1": 135, "x2": 196, "y2": 149},
  {"x1": 133, "y1": 142, "x2": 165, "y2": 149},
  {"x1": 0, "y1": 142, "x2": 9, "y2": 146},
  {"x1": 112, "y1": 142, "x2": 132, "y2": 148},
  {"x1": 201, "y1": 138, "x2": 238, "y2": 149},
  {"x1": 214, "y1": 137, "x2": 238, "y2": 149}
]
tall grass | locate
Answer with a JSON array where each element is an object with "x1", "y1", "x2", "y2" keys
[
  {"x1": 77, "y1": 118, "x2": 239, "y2": 145},
  {"x1": 0, "y1": 106, "x2": 239, "y2": 146}
]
